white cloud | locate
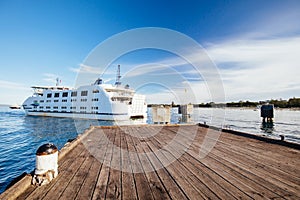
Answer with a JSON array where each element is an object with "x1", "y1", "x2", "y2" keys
[
  {"x1": 118, "y1": 35, "x2": 300, "y2": 103},
  {"x1": 70, "y1": 63, "x2": 119, "y2": 75},
  {"x1": 251, "y1": 8, "x2": 300, "y2": 39},
  {"x1": 69, "y1": 67, "x2": 80, "y2": 73},
  {"x1": 207, "y1": 36, "x2": 300, "y2": 101},
  {"x1": 0, "y1": 80, "x2": 31, "y2": 104},
  {"x1": 43, "y1": 73, "x2": 61, "y2": 84},
  {"x1": 0, "y1": 80, "x2": 28, "y2": 90}
]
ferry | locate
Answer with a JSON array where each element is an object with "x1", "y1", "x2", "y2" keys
[{"x1": 22, "y1": 66, "x2": 147, "y2": 120}]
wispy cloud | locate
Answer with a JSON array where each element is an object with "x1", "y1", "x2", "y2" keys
[
  {"x1": 0, "y1": 80, "x2": 31, "y2": 104},
  {"x1": 70, "y1": 63, "x2": 117, "y2": 75},
  {"x1": 249, "y1": 7, "x2": 300, "y2": 39},
  {"x1": 117, "y1": 34, "x2": 300, "y2": 103},
  {"x1": 206, "y1": 36, "x2": 300, "y2": 101},
  {"x1": 0, "y1": 80, "x2": 28, "y2": 90},
  {"x1": 73, "y1": 64, "x2": 103, "y2": 74},
  {"x1": 42, "y1": 73, "x2": 61, "y2": 84}
]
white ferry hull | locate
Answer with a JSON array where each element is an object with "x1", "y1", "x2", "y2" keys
[{"x1": 25, "y1": 111, "x2": 130, "y2": 121}]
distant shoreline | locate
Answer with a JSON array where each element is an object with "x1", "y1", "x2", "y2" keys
[{"x1": 147, "y1": 104, "x2": 300, "y2": 111}]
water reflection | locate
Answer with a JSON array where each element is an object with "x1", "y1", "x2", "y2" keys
[{"x1": 260, "y1": 121, "x2": 274, "y2": 133}]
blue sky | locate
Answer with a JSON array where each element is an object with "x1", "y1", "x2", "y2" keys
[{"x1": 0, "y1": 0, "x2": 299, "y2": 104}]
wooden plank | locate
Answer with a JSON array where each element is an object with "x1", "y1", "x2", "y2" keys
[
  {"x1": 145, "y1": 127, "x2": 208, "y2": 198},
  {"x1": 147, "y1": 126, "x2": 233, "y2": 199},
  {"x1": 169, "y1": 126, "x2": 298, "y2": 199},
  {"x1": 1, "y1": 174, "x2": 32, "y2": 200},
  {"x1": 212, "y1": 145, "x2": 300, "y2": 198},
  {"x1": 16, "y1": 185, "x2": 36, "y2": 200},
  {"x1": 75, "y1": 127, "x2": 112, "y2": 200},
  {"x1": 123, "y1": 126, "x2": 154, "y2": 200},
  {"x1": 74, "y1": 159, "x2": 102, "y2": 200},
  {"x1": 91, "y1": 128, "x2": 117, "y2": 200},
  {"x1": 129, "y1": 126, "x2": 170, "y2": 200},
  {"x1": 150, "y1": 127, "x2": 252, "y2": 200},
  {"x1": 179, "y1": 127, "x2": 288, "y2": 198},
  {"x1": 192, "y1": 128, "x2": 300, "y2": 198},
  {"x1": 136, "y1": 127, "x2": 189, "y2": 200},
  {"x1": 105, "y1": 127, "x2": 122, "y2": 199},
  {"x1": 216, "y1": 134, "x2": 300, "y2": 179},
  {"x1": 145, "y1": 140, "x2": 198, "y2": 199},
  {"x1": 58, "y1": 153, "x2": 94, "y2": 199},
  {"x1": 120, "y1": 127, "x2": 138, "y2": 200},
  {"x1": 156, "y1": 127, "x2": 270, "y2": 198}
]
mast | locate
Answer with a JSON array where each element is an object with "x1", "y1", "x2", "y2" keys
[{"x1": 115, "y1": 64, "x2": 121, "y2": 86}]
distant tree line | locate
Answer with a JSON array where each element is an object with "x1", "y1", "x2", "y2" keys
[
  {"x1": 268, "y1": 98, "x2": 300, "y2": 108},
  {"x1": 148, "y1": 98, "x2": 300, "y2": 108},
  {"x1": 195, "y1": 97, "x2": 300, "y2": 108}
]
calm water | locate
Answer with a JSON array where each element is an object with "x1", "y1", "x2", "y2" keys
[
  {"x1": 0, "y1": 106, "x2": 299, "y2": 193},
  {"x1": 194, "y1": 107, "x2": 300, "y2": 143}
]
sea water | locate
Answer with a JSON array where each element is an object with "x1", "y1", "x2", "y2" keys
[
  {"x1": 194, "y1": 107, "x2": 300, "y2": 143},
  {"x1": 0, "y1": 105, "x2": 299, "y2": 194}
]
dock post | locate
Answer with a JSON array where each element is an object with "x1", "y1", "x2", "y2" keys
[
  {"x1": 179, "y1": 104, "x2": 194, "y2": 123},
  {"x1": 152, "y1": 105, "x2": 171, "y2": 124},
  {"x1": 32, "y1": 143, "x2": 58, "y2": 186},
  {"x1": 260, "y1": 104, "x2": 274, "y2": 123},
  {"x1": 260, "y1": 104, "x2": 275, "y2": 133}
]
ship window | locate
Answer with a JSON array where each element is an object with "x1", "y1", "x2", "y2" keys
[
  {"x1": 62, "y1": 99, "x2": 67, "y2": 102},
  {"x1": 46, "y1": 106, "x2": 51, "y2": 109},
  {"x1": 92, "y1": 98, "x2": 99, "y2": 101},
  {"x1": 54, "y1": 100, "x2": 59, "y2": 102},
  {"x1": 46, "y1": 100, "x2": 51, "y2": 102},
  {"x1": 47, "y1": 93, "x2": 52, "y2": 98},
  {"x1": 71, "y1": 99, "x2": 77, "y2": 102},
  {"x1": 93, "y1": 89, "x2": 99, "y2": 93},
  {"x1": 40, "y1": 100, "x2": 44, "y2": 103},
  {"x1": 39, "y1": 106, "x2": 44, "y2": 109},
  {"x1": 53, "y1": 106, "x2": 58, "y2": 109},
  {"x1": 70, "y1": 107, "x2": 76, "y2": 109},
  {"x1": 81, "y1": 99, "x2": 87, "y2": 102},
  {"x1": 71, "y1": 91, "x2": 77, "y2": 97},
  {"x1": 61, "y1": 106, "x2": 67, "y2": 109},
  {"x1": 54, "y1": 93, "x2": 59, "y2": 98},
  {"x1": 62, "y1": 92, "x2": 68, "y2": 97},
  {"x1": 81, "y1": 90, "x2": 88, "y2": 96}
]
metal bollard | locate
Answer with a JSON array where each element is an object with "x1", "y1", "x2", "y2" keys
[{"x1": 32, "y1": 143, "x2": 58, "y2": 186}]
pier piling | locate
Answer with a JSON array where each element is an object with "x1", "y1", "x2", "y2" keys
[
  {"x1": 152, "y1": 105, "x2": 171, "y2": 124},
  {"x1": 261, "y1": 104, "x2": 274, "y2": 123},
  {"x1": 179, "y1": 104, "x2": 194, "y2": 123}
]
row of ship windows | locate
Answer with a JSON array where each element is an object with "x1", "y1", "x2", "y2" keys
[
  {"x1": 32, "y1": 110, "x2": 99, "y2": 114},
  {"x1": 39, "y1": 98, "x2": 99, "y2": 103},
  {"x1": 37, "y1": 106, "x2": 99, "y2": 110},
  {"x1": 43, "y1": 90, "x2": 100, "y2": 98}
]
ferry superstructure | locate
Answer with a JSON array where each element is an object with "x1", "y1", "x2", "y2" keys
[{"x1": 22, "y1": 67, "x2": 147, "y2": 121}]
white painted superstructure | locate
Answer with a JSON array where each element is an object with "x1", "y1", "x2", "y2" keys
[{"x1": 22, "y1": 77, "x2": 147, "y2": 121}]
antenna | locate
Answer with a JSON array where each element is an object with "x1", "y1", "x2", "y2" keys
[
  {"x1": 56, "y1": 78, "x2": 59, "y2": 86},
  {"x1": 115, "y1": 64, "x2": 121, "y2": 86}
]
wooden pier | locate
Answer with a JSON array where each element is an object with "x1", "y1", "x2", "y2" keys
[{"x1": 1, "y1": 125, "x2": 300, "y2": 199}]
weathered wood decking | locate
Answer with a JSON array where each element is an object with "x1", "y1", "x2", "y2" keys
[{"x1": 2, "y1": 125, "x2": 300, "y2": 199}]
